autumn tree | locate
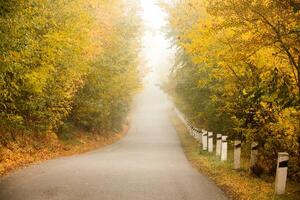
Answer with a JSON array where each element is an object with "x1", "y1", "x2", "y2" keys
[
  {"x1": 69, "y1": 1, "x2": 141, "y2": 132},
  {"x1": 0, "y1": 0, "x2": 141, "y2": 141},
  {"x1": 163, "y1": 0, "x2": 300, "y2": 179}
]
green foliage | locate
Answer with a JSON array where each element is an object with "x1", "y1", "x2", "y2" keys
[
  {"x1": 0, "y1": 0, "x2": 95, "y2": 132},
  {"x1": 163, "y1": 0, "x2": 300, "y2": 180},
  {"x1": 68, "y1": 2, "x2": 141, "y2": 133},
  {"x1": 0, "y1": 0, "x2": 141, "y2": 138}
]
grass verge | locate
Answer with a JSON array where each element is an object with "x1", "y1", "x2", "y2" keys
[{"x1": 170, "y1": 110, "x2": 300, "y2": 200}]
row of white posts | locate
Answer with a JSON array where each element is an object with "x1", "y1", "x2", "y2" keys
[
  {"x1": 201, "y1": 130, "x2": 228, "y2": 161},
  {"x1": 174, "y1": 107, "x2": 289, "y2": 195}
]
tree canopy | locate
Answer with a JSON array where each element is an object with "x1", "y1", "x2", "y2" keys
[
  {"x1": 0, "y1": 0, "x2": 141, "y2": 138},
  {"x1": 162, "y1": 0, "x2": 300, "y2": 180}
]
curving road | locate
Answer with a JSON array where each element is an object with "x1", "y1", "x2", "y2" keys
[{"x1": 0, "y1": 84, "x2": 227, "y2": 200}]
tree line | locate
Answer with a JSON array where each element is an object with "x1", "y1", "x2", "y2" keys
[
  {"x1": 0, "y1": 0, "x2": 141, "y2": 143},
  {"x1": 162, "y1": 0, "x2": 300, "y2": 180}
]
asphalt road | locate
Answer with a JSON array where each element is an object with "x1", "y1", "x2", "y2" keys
[{"x1": 0, "y1": 84, "x2": 228, "y2": 200}]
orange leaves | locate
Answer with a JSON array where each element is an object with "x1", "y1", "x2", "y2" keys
[{"x1": 0, "y1": 123, "x2": 129, "y2": 176}]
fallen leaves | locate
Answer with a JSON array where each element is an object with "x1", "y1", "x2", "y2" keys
[{"x1": 0, "y1": 124, "x2": 129, "y2": 176}]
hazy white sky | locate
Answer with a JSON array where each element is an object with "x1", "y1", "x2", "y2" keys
[{"x1": 139, "y1": 0, "x2": 175, "y2": 83}]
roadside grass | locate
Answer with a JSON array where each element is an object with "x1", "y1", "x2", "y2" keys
[
  {"x1": 0, "y1": 122, "x2": 129, "y2": 176},
  {"x1": 170, "y1": 110, "x2": 300, "y2": 200}
]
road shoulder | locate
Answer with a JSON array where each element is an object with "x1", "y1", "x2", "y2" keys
[{"x1": 169, "y1": 110, "x2": 300, "y2": 200}]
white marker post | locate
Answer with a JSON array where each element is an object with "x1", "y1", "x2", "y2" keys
[
  {"x1": 197, "y1": 129, "x2": 202, "y2": 144},
  {"x1": 208, "y1": 132, "x2": 213, "y2": 152},
  {"x1": 221, "y1": 136, "x2": 227, "y2": 161},
  {"x1": 216, "y1": 134, "x2": 222, "y2": 156},
  {"x1": 201, "y1": 130, "x2": 204, "y2": 146},
  {"x1": 202, "y1": 130, "x2": 208, "y2": 151},
  {"x1": 234, "y1": 140, "x2": 241, "y2": 169},
  {"x1": 201, "y1": 130, "x2": 205, "y2": 151},
  {"x1": 275, "y1": 152, "x2": 289, "y2": 195},
  {"x1": 250, "y1": 142, "x2": 258, "y2": 171},
  {"x1": 196, "y1": 131, "x2": 201, "y2": 143}
]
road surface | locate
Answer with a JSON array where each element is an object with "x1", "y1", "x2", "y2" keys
[{"x1": 0, "y1": 84, "x2": 227, "y2": 200}]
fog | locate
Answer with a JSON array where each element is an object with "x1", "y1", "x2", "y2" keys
[{"x1": 140, "y1": 0, "x2": 175, "y2": 85}]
